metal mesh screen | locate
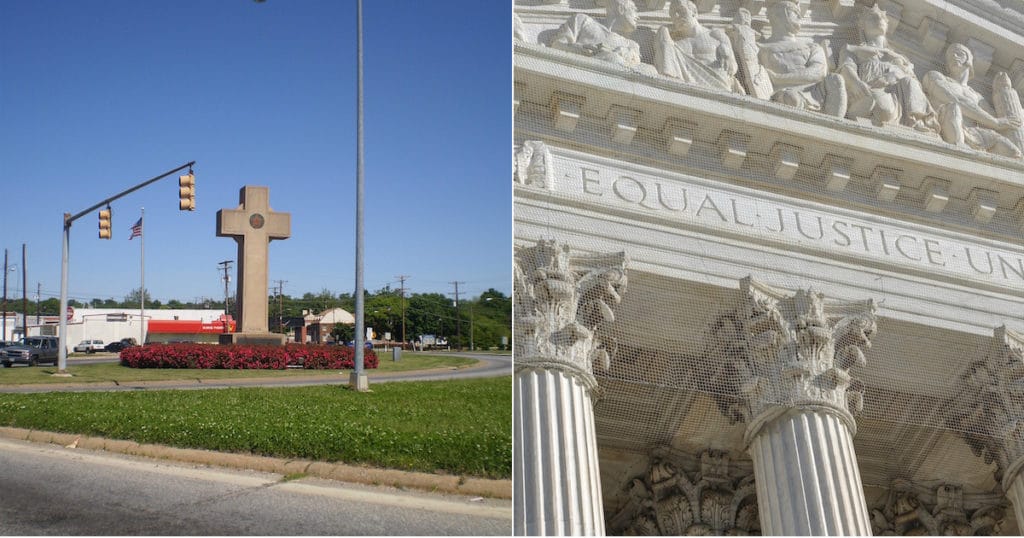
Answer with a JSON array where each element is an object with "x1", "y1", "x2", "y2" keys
[{"x1": 515, "y1": 0, "x2": 1024, "y2": 533}]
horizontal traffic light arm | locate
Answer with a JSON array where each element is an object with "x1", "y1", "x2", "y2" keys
[{"x1": 63, "y1": 160, "x2": 196, "y2": 228}]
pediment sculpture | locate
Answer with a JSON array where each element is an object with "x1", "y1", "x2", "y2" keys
[
  {"x1": 654, "y1": 0, "x2": 744, "y2": 93},
  {"x1": 923, "y1": 43, "x2": 1023, "y2": 158},
  {"x1": 522, "y1": 0, "x2": 1024, "y2": 159},
  {"x1": 838, "y1": 4, "x2": 938, "y2": 132},
  {"x1": 548, "y1": 0, "x2": 658, "y2": 76}
]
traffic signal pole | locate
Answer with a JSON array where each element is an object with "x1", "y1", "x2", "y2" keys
[{"x1": 56, "y1": 161, "x2": 195, "y2": 375}]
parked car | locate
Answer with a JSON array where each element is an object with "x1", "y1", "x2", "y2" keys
[
  {"x1": 105, "y1": 338, "x2": 138, "y2": 352},
  {"x1": 1, "y1": 336, "x2": 61, "y2": 367},
  {"x1": 73, "y1": 339, "x2": 106, "y2": 354}
]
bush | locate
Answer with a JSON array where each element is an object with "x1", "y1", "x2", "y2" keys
[{"x1": 120, "y1": 343, "x2": 378, "y2": 370}]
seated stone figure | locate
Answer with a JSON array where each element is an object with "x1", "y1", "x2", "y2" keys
[
  {"x1": 923, "y1": 43, "x2": 1022, "y2": 158},
  {"x1": 654, "y1": 0, "x2": 744, "y2": 93},
  {"x1": 758, "y1": 0, "x2": 846, "y2": 117},
  {"x1": 839, "y1": 5, "x2": 937, "y2": 132},
  {"x1": 726, "y1": 8, "x2": 773, "y2": 100},
  {"x1": 548, "y1": 0, "x2": 657, "y2": 76}
]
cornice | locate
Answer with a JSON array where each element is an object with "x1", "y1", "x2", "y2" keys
[{"x1": 515, "y1": 43, "x2": 1024, "y2": 241}]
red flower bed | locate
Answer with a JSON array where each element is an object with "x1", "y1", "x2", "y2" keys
[{"x1": 120, "y1": 343, "x2": 379, "y2": 370}]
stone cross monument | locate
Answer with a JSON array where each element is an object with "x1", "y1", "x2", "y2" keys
[{"x1": 216, "y1": 185, "x2": 291, "y2": 344}]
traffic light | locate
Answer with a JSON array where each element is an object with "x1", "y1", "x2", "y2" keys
[
  {"x1": 179, "y1": 173, "x2": 195, "y2": 211},
  {"x1": 98, "y1": 208, "x2": 112, "y2": 239}
]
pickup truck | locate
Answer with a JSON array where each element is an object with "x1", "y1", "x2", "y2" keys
[{"x1": 1, "y1": 336, "x2": 62, "y2": 367}]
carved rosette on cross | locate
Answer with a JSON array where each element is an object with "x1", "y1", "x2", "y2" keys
[
  {"x1": 949, "y1": 326, "x2": 1024, "y2": 489},
  {"x1": 513, "y1": 239, "x2": 628, "y2": 391},
  {"x1": 708, "y1": 276, "x2": 877, "y2": 440}
]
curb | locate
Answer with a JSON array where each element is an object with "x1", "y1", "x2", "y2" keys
[{"x1": 0, "y1": 426, "x2": 511, "y2": 500}]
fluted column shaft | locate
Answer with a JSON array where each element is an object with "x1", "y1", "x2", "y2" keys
[
  {"x1": 514, "y1": 367, "x2": 604, "y2": 536},
  {"x1": 748, "y1": 408, "x2": 871, "y2": 536}
]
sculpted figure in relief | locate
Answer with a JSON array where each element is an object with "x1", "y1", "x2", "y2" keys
[
  {"x1": 758, "y1": 0, "x2": 847, "y2": 117},
  {"x1": 726, "y1": 8, "x2": 774, "y2": 100},
  {"x1": 839, "y1": 5, "x2": 938, "y2": 132},
  {"x1": 513, "y1": 13, "x2": 527, "y2": 43},
  {"x1": 548, "y1": 0, "x2": 657, "y2": 76},
  {"x1": 922, "y1": 43, "x2": 1023, "y2": 158},
  {"x1": 654, "y1": 0, "x2": 744, "y2": 93}
]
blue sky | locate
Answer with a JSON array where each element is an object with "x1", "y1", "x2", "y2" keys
[{"x1": 0, "y1": 1, "x2": 511, "y2": 306}]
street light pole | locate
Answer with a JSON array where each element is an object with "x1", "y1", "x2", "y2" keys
[{"x1": 350, "y1": 0, "x2": 368, "y2": 391}]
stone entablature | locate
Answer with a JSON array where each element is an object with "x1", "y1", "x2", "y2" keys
[
  {"x1": 515, "y1": 44, "x2": 1024, "y2": 238},
  {"x1": 515, "y1": 0, "x2": 1024, "y2": 239},
  {"x1": 515, "y1": 142, "x2": 1024, "y2": 295}
]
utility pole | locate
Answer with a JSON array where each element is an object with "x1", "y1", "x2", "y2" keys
[
  {"x1": 396, "y1": 274, "x2": 409, "y2": 346},
  {"x1": 21, "y1": 244, "x2": 27, "y2": 340},
  {"x1": 36, "y1": 282, "x2": 41, "y2": 325},
  {"x1": 2, "y1": 249, "x2": 8, "y2": 341},
  {"x1": 449, "y1": 281, "x2": 464, "y2": 350},
  {"x1": 218, "y1": 260, "x2": 233, "y2": 325},
  {"x1": 273, "y1": 279, "x2": 287, "y2": 334}
]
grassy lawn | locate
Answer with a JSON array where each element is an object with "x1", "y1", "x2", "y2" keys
[
  {"x1": 0, "y1": 376, "x2": 512, "y2": 479},
  {"x1": 0, "y1": 353, "x2": 477, "y2": 386}
]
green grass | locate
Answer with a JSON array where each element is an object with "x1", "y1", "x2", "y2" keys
[
  {"x1": 0, "y1": 353, "x2": 477, "y2": 385},
  {"x1": 0, "y1": 376, "x2": 512, "y2": 479}
]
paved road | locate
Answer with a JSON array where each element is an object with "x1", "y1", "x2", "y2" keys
[
  {"x1": 0, "y1": 352, "x2": 512, "y2": 393},
  {"x1": 0, "y1": 437, "x2": 510, "y2": 535}
]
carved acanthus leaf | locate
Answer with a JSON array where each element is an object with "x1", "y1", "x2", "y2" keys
[
  {"x1": 869, "y1": 480, "x2": 1008, "y2": 536},
  {"x1": 707, "y1": 277, "x2": 876, "y2": 430},
  {"x1": 514, "y1": 240, "x2": 628, "y2": 383},
  {"x1": 608, "y1": 449, "x2": 760, "y2": 536},
  {"x1": 948, "y1": 326, "x2": 1024, "y2": 487}
]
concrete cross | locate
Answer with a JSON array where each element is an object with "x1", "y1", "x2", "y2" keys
[{"x1": 216, "y1": 186, "x2": 291, "y2": 334}]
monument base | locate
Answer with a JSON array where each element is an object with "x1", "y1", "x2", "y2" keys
[
  {"x1": 219, "y1": 333, "x2": 288, "y2": 346},
  {"x1": 349, "y1": 372, "x2": 369, "y2": 391}
]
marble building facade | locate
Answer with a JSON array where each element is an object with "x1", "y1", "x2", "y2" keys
[{"x1": 512, "y1": 0, "x2": 1024, "y2": 535}]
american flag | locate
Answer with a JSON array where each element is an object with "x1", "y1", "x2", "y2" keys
[{"x1": 129, "y1": 218, "x2": 143, "y2": 240}]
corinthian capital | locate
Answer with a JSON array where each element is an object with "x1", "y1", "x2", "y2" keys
[
  {"x1": 513, "y1": 240, "x2": 628, "y2": 386},
  {"x1": 950, "y1": 326, "x2": 1024, "y2": 488},
  {"x1": 708, "y1": 277, "x2": 877, "y2": 438}
]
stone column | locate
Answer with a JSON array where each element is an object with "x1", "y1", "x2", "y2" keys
[
  {"x1": 710, "y1": 277, "x2": 877, "y2": 536},
  {"x1": 952, "y1": 326, "x2": 1024, "y2": 531},
  {"x1": 513, "y1": 240, "x2": 628, "y2": 536}
]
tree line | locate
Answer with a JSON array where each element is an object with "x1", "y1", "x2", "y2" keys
[{"x1": 4, "y1": 287, "x2": 511, "y2": 350}]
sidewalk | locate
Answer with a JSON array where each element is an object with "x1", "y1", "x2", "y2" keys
[{"x1": 0, "y1": 426, "x2": 511, "y2": 500}]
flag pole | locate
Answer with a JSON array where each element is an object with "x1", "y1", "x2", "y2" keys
[{"x1": 140, "y1": 207, "x2": 145, "y2": 344}]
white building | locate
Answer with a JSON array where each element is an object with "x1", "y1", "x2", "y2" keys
[
  {"x1": 20, "y1": 308, "x2": 230, "y2": 348},
  {"x1": 514, "y1": 0, "x2": 1024, "y2": 535}
]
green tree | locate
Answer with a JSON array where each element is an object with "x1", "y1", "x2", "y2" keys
[
  {"x1": 123, "y1": 288, "x2": 153, "y2": 309},
  {"x1": 331, "y1": 323, "x2": 354, "y2": 343}
]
